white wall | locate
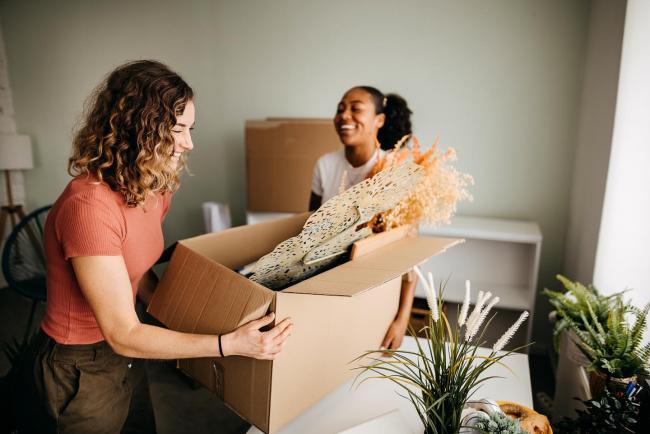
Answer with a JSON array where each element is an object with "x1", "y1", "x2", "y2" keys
[
  {"x1": 564, "y1": 0, "x2": 626, "y2": 285},
  {"x1": 594, "y1": 0, "x2": 650, "y2": 313},
  {"x1": 0, "y1": 0, "x2": 591, "y2": 348},
  {"x1": 554, "y1": 0, "x2": 627, "y2": 420}
]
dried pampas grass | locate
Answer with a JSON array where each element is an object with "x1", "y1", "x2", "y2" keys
[{"x1": 366, "y1": 135, "x2": 473, "y2": 232}]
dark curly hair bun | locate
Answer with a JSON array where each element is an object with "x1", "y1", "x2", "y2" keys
[{"x1": 379, "y1": 93, "x2": 412, "y2": 151}]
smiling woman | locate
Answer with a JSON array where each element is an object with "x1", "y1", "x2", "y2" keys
[
  {"x1": 12, "y1": 60, "x2": 293, "y2": 434},
  {"x1": 67, "y1": 60, "x2": 193, "y2": 207},
  {"x1": 310, "y1": 86, "x2": 412, "y2": 208},
  {"x1": 170, "y1": 102, "x2": 195, "y2": 169},
  {"x1": 309, "y1": 85, "x2": 415, "y2": 354}
]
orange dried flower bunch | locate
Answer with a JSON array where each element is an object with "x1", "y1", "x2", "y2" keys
[{"x1": 366, "y1": 136, "x2": 473, "y2": 232}]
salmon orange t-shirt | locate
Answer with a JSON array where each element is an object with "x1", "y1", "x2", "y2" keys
[{"x1": 41, "y1": 176, "x2": 172, "y2": 344}]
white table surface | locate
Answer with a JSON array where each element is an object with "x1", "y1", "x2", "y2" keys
[{"x1": 247, "y1": 336, "x2": 532, "y2": 434}]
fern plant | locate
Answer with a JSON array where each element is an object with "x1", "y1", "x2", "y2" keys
[
  {"x1": 566, "y1": 296, "x2": 650, "y2": 378},
  {"x1": 543, "y1": 275, "x2": 625, "y2": 351}
]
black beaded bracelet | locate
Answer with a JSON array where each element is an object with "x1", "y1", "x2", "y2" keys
[{"x1": 218, "y1": 334, "x2": 225, "y2": 357}]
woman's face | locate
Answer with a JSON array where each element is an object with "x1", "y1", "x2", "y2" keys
[
  {"x1": 334, "y1": 88, "x2": 385, "y2": 149},
  {"x1": 170, "y1": 99, "x2": 195, "y2": 169}
]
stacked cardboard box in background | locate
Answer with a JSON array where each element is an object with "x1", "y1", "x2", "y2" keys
[{"x1": 245, "y1": 118, "x2": 340, "y2": 213}]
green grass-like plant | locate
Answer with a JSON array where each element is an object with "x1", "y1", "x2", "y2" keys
[{"x1": 354, "y1": 271, "x2": 530, "y2": 434}]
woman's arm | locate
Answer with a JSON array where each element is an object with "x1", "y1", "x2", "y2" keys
[
  {"x1": 72, "y1": 255, "x2": 292, "y2": 360},
  {"x1": 381, "y1": 270, "x2": 417, "y2": 351},
  {"x1": 136, "y1": 269, "x2": 158, "y2": 307},
  {"x1": 137, "y1": 242, "x2": 177, "y2": 307}
]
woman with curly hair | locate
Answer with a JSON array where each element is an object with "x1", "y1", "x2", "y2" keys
[
  {"x1": 14, "y1": 60, "x2": 293, "y2": 434},
  {"x1": 309, "y1": 85, "x2": 415, "y2": 353}
]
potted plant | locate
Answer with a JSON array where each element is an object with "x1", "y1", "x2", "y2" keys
[
  {"x1": 555, "y1": 388, "x2": 640, "y2": 434},
  {"x1": 354, "y1": 267, "x2": 534, "y2": 434},
  {"x1": 565, "y1": 295, "x2": 650, "y2": 397},
  {"x1": 543, "y1": 274, "x2": 625, "y2": 360}
]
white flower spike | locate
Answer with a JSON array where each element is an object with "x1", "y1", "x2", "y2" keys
[
  {"x1": 427, "y1": 271, "x2": 439, "y2": 321},
  {"x1": 466, "y1": 291, "x2": 490, "y2": 334},
  {"x1": 458, "y1": 280, "x2": 471, "y2": 327},
  {"x1": 493, "y1": 311, "x2": 529, "y2": 352},
  {"x1": 413, "y1": 266, "x2": 438, "y2": 321},
  {"x1": 466, "y1": 296, "x2": 500, "y2": 341}
]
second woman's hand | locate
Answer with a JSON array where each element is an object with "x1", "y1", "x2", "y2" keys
[
  {"x1": 380, "y1": 316, "x2": 408, "y2": 355},
  {"x1": 221, "y1": 312, "x2": 293, "y2": 360}
]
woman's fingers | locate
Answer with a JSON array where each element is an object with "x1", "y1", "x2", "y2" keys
[
  {"x1": 381, "y1": 335, "x2": 391, "y2": 350},
  {"x1": 381, "y1": 326, "x2": 396, "y2": 349},
  {"x1": 258, "y1": 320, "x2": 292, "y2": 359},
  {"x1": 248, "y1": 312, "x2": 276, "y2": 330},
  {"x1": 271, "y1": 321, "x2": 293, "y2": 344},
  {"x1": 234, "y1": 312, "x2": 293, "y2": 359},
  {"x1": 266, "y1": 317, "x2": 293, "y2": 340}
]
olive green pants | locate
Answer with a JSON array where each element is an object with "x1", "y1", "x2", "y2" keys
[{"x1": 13, "y1": 331, "x2": 156, "y2": 434}]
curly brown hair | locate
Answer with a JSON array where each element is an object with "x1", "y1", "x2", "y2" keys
[{"x1": 69, "y1": 60, "x2": 194, "y2": 207}]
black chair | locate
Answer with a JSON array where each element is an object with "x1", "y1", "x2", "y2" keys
[{"x1": 2, "y1": 205, "x2": 51, "y2": 343}]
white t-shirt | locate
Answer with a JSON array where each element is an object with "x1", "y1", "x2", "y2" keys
[{"x1": 311, "y1": 149, "x2": 384, "y2": 204}]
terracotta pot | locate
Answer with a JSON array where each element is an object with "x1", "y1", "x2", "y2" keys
[{"x1": 588, "y1": 369, "x2": 636, "y2": 398}]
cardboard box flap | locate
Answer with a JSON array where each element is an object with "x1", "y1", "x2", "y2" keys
[
  {"x1": 284, "y1": 236, "x2": 463, "y2": 297},
  {"x1": 180, "y1": 213, "x2": 310, "y2": 270},
  {"x1": 148, "y1": 243, "x2": 274, "y2": 335}
]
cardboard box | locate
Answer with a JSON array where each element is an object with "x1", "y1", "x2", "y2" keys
[
  {"x1": 246, "y1": 118, "x2": 340, "y2": 213},
  {"x1": 148, "y1": 214, "x2": 460, "y2": 433}
]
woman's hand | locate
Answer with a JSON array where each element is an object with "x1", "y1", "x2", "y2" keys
[
  {"x1": 222, "y1": 312, "x2": 293, "y2": 360},
  {"x1": 380, "y1": 269, "x2": 417, "y2": 354},
  {"x1": 381, "y1": 316, "x2": 409, "y2": 353}
]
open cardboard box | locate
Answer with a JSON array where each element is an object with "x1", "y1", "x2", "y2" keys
[
  {"x1": 148, "y1": 213, "x2": 461, "y2": 433},
  {"x1": 246, "y1": 119, "x2": 340, "y2": 213}
]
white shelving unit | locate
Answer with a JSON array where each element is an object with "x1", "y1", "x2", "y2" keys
[{"x1": 417, "y1": 216, "x2": 542, "y2": 343}]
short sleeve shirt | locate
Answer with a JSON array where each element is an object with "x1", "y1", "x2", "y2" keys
[
  {"x1": 41, "y1": 176, "x2": 172, "y2": 344},
  {"x1": 311, "y1": 149, "x2": 384, "y2": 204}
]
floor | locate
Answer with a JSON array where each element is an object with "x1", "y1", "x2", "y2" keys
[
  {"x1": 0, "y1": 287, "x2": 249, "y2": 434},
  {"x1": 0, "y1": 287, "x2": 555, "y2": 433}
]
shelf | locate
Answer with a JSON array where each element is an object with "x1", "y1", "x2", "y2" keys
[
  {"x1": 416, "y1": 215, "x2": 542, "y2": 345},
  {"x1": 420, "y1": 216, "x2": 542, "y2": 244}
]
